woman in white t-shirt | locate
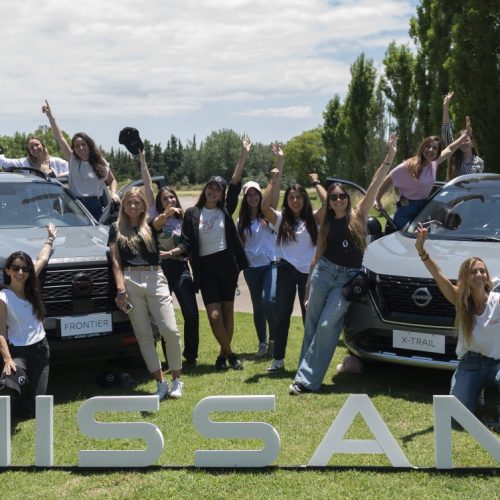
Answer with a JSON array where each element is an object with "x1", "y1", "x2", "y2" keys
[
  {"x1": 0, "y1": 136, "x2": 68, "y2": 177},
  {"x1": 375, "y1": 133, "x2": 470, "y2": 230},
  {"x1": 0, "y1": 223, "x2": 57, "y2": 418},
  {"x1": 415, "y1": 225, "x2": 500, "y2": 415},
  {"x1": 261, "y1": 168, "x2": 325, "y2": 372},
  {"x1": 42, "y1": 100, "x2": 120, "y2": 220},
  {"x1": 236, "y1": 144, "x2": 284, "y2": 358}
]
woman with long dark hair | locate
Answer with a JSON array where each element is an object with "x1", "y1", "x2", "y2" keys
[
  {"x1": 108, "y1": 188, "x2": 183, "y2": 400},
  {"x1": 237, "y1": 143, "x2": 283, "y2": 358},
  {"x1": 375, "y1": 132, "x2": 470, "y2": 229},
  {"x1": 0, "y1": 136, "x2": 68, "y2": 177},
  {"x1": 415, "y1": 225, "x2": 500, "y2": 414},
  {"x1": 178, "y1": 135, "x2": 250, "y2": 370},
  {"x1": 0, "y1": 223, "x2": 57, "y2": 417},
  {"x1": 42, "y1": 100, "x2": 120, "y2": 219},
  {"x1": 139, "y1": 149, "x2": 199, "y2": 366},
  {"x1": 442, "y1": 91, "x2": 484, "y2": 179},
  {"x1": 289, "y1": 133, "x2": 397, "y2": 394},
  {"x1": 261, "y1": 165, "x2": 325, "y2": 372}
]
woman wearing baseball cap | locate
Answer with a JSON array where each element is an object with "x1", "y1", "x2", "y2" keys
[{"x1": 177, "y1": 135, "x2": 251, "y2": 370}]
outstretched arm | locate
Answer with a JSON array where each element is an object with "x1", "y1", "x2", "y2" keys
[
  {"x1": 415, "y1": 225, "x2": 458, "y2": 305},
  {"x1": 261, "y1": 168, "x2": 280, "y2": 226},
  {"x1": 308, "y1": 173, "x2": 327, "y2": 225},
  {"x1": 138, "y1": 149, "x2": 155, "y2": 210},
  {"x1": 106, "y1": 168, "x2": 120, "y2": 203},
  {"x1": 441, "y1": 91, "x2": 454, "y2": 146},
  {"x1": 359, "y1": 132, "x2": 398, "y2": 219},
  {"x1": 34, "y1": 223, "x2": 57, "y2": 276},
  {"x1": 42, "y1": 100, "x2": 72, "y2": 161},
  {"x1": 270, "y1": 143, "x2": 284, "y2": 209},
  {"x1": 230, "y1": 133, "x2": 251, "y2": 185},
  {"x1": 438, "y1": 132, "x2": 469, "y2": 165}
]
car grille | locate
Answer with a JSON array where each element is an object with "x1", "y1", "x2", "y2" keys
[
  {"x1": 40, "y1": 265, "x2": 118, "y2": 316},
  {"x1": 373, "y1": 274, "x2": 456, "y2": 327}
]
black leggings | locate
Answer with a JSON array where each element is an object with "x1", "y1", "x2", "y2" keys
[{"x1": 8, "y1": 337, "x2": 50, "y2": 417}]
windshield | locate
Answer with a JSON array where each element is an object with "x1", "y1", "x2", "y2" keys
[
  {"x1": 0, "y1": 181, "x2": 92, "y2": 228},
  {"x1": 404, "y1": 184, "x2": 500, "y2": 241}
]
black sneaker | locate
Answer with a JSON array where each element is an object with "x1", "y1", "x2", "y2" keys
[
  {"x1": 289, "y1": 382, "x2": 312, "y2": 395},
  {"x1": 215, "y1": 356, "x2": 228, "y2": 370},
  {"x1": 227, "y1": 353, "x2": 243, "y2": 370}
]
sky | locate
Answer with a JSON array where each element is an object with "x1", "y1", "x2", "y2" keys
[{"x1": 1, "y1": 0, "x2": 417, "y2": 151}]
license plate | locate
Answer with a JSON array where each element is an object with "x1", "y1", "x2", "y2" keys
[
  {"x1": 393, "y1": 330, "x2": 445, "y2": 354},
  {"x1": 58, "y1": 313, "x2": 113, "y2": 339}
]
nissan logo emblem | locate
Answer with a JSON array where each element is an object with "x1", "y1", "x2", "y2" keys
[
  {"x1": 412, "y1": 287, "x2": 432, "y2": 307},
  {"x1": 73, "y1": 272, "x2": 93, "y2": 294}
]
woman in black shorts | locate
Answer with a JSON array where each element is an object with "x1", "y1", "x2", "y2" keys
[{"x1": 178, "y1": 136, "x2": 250, "y2": 370}]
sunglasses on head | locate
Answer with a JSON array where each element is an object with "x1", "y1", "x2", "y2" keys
[
  {"x1": 329, "y1": 193, "x2": 348, "y2": 201},
  {"x1": 10, "y1": 264, "x2": 30, "y2": 272}
]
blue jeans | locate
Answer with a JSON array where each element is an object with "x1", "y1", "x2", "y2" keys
[
  {"x1": 393, "y1": 198, "x2": 428, "y2": 229},
  {"x1": 450, "y1": 351, "x2": 500, "y2": 414},
  {"x1": 243, "y1": 263, "x2": 277, "y2": 345},
  {"x1": 295, "y1": 257, "x2": 359, "y2": 391},
  {"x1": 273, "y1": 260, "x2": 308, "y2": 361}
]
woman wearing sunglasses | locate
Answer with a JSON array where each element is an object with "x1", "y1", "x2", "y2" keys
[
  {"x1": 289, "y1": 133, "x2": 398, "y2": 395},
  {"x1": 0, "y1": 223, "x2": 57, "y2": 418}
]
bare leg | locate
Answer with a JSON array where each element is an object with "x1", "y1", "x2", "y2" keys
[
  {"x1": 221, "y1": 301, "x2": 235, "y2": 345},
  {"x1": 206, "y1": 302, "x2": 233, "y2": 356}
]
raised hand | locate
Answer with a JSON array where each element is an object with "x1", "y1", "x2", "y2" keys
[
  {"x1": 308, "y1": 173, "x2": 319, "y2": 184},
  {"x1": 387, "y1": 132, "x2": 398, "y2": 157},
  {"x1": 272, "y1": 142, "x2": 284, "y2": 158},
  {"x1": 443, "y1": 91, "x2": 454, "y2": 107},
  {"x1": 465, "y1": 116, "x2": 473, "y2": 137},
  {"x1": 46, "y1": 222, "x2": 57, "y2": 240},
  {"x1": 242, "y1": 133, "x2": 251, "y2": 153},
  {"x1": 42, "y1": 99, "x2": 53, "y2": 118},
  {"x1": 415, "y1": 223, "x2": 428, "y2": 254}
]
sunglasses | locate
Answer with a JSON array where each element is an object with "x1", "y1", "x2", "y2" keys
[
  {"x1": 10, "y1": 264, "x2": 30, "y2": 273},
  {"x1": 329, "y1": 193, "x2": 348, "y2": 201}
]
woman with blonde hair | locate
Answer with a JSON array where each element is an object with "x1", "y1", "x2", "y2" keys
[
  {"x1": 375, "y1": 132, "x2": 470, "y2": 229},
  {"x1": 289, "y1": 133, "x2": 398, "y2": 394},
  {"x1": 415, "y1": 225, "x2": 500, "y2": 414},
  {"x1": 108, "y1": 187, "x2": 183, "y2": 400}
]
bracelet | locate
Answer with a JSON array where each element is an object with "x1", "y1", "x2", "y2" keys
[
  {"x1": 117, "y1": 290, "x2": 127, "y2": 296},
  {"x1": 313, "y1": 180, "x2": 321, "y2": 186},
  {"x1": 418, "y1": 251, "x2": 425, "y2": 257},
  {"x1": 47, "y1": 236, "x2": 55, "y2": 243},
  {"x1": 421, "y1": 253, "x2": 429, "y2": 262}
]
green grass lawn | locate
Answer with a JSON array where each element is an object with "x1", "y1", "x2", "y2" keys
[{"x1": 1, "y1": 312, "x2": 498, "y2": 498}]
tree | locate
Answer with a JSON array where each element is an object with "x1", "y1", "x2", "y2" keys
[
  {"x1": 445, "y1": 0, "x2": 500, "y2": 171},
  {"x1": 382, "y1": 42, "x2": 416, "y2": 161},
  {"x1": 322, "y1": 95, "x2": 347, "y2": 177},
  {"x1": 197, "y1": 129, "x2": 243, "y2": 182},
  {"x1": 283, "y1": 128, "x2": 326, "y2": 185},
  {"x1": 342, "y1": 53, "x2": 378, "y2": 185}
]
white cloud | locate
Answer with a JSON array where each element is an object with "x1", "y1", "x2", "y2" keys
[
  {"x1": 0, "y1": 0, "x2": 416, "y2": 146},
  {"x1": 235, "y1": 106, "x2": 313, "y2": 119}
]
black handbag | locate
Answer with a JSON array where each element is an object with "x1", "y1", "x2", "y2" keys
[{"x1": 342, "y1": 270, "x2": 369, "y2": 302}]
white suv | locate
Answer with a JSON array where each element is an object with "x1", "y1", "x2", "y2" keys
[{"x1": 344, "y1": 174, "x2": 500, "y2": 370}]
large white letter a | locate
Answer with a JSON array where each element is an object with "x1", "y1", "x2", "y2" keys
[{"x1": 308, "y1": 394, "x2": 411, "y2": 467}]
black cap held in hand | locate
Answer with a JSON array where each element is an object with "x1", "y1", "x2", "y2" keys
[{"x1": 118, "y1": 127, "x2": 144, "y2": 155}]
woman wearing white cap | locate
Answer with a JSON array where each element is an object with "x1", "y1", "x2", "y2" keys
[{"x1": 237, "y1": 144, "x2": 284, "y2": 358}]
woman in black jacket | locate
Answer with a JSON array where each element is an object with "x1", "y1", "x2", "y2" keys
[{"x1": 179, "y1": 136, "x2": 250, "y2": 370}]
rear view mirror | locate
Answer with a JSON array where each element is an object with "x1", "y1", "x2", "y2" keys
[{"x1": 442, "y1": 212, "x2": 462, "y2": 230}]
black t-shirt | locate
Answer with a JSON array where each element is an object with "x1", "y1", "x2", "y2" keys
[
  {"x1": 323, "y1": 217, "x2": 363, "y2": 269},
  {"x1": 107, "y1": 221, "x2": 161, "y2": 267}
]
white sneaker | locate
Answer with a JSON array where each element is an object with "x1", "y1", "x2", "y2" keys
[
  {"x1": 169, "y1": 378, "x2": 184, "y2": 399},
  {"x1": 255, "y1": 342, "x2": 268, "y2": 359},
  {"x1": 154, "y1": 380, "x2": 169, "y2": 401},
  {"x1": 267, "y1": 359, "x2": 284, "y2": 372}
]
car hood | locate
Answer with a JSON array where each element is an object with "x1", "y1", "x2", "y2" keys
[
  {"x1": 363, "y1": 232, "x2": 500, "y2": 280},
  {"x1": 0, "y1": 225, "x2": 110, "y2": 267}
]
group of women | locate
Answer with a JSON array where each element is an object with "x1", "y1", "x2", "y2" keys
[{"x1": 0, "y1": 95, "x2": 498, "y2": 421}]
